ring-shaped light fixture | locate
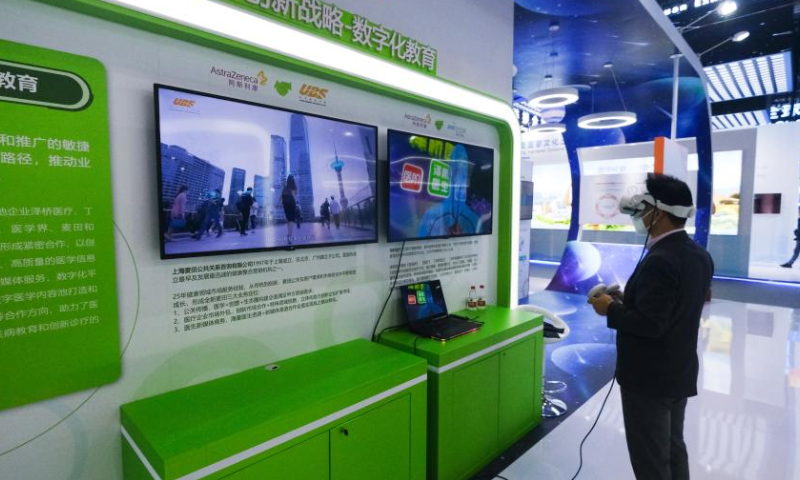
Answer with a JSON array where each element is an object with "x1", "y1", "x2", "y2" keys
[
  {"x1": 530, "y1": 123, "x2": 566, "y2": 135},
  {"x1": 577, "y1": 111, "x2": 637, "y2": 129},
  {"x1": 528, "y1": 87, "x2": 579, "y2": 108}
]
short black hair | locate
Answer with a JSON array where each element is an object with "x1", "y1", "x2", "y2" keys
[{"x1": 645, "y1": 173, "x2": 693, "y2": 227}]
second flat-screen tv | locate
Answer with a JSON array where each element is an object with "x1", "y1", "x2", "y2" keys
[
  {"x1": 387, "y1": 129, "x2": 494, "y2": 242},
  {"x1": 156, "y1": 85, "x2": 378, "y2": 259}
]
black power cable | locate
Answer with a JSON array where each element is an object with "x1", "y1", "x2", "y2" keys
[
  {"x1": 569, "y1": 375, "x2": 617, "y2": 480},
  {"x1": 371, "y1": 241, "x2": 406, "y2": 341}
]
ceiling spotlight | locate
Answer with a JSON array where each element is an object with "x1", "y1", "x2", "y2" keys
[
  {"x1": 603, "y1": 62, "x2": 614, "y2": 69},
  {"x1": 549, "y1": 20, "x2": 560, "y2": 32},
  {"x1": 717, "y1": 1, "x2": 737, "y2": 16},
  {"x1": 528, "y1": 86, "x2": 579, "y2": 108},
  {"x1": 577, "y1": 111, "x2": 637, "y2": 129},
  {"x1": 732, "y1": 30, "x2": 750, "y2": 42},
  {"x1": 530, "y1": 123, "x2": 566, "y2": 135}
]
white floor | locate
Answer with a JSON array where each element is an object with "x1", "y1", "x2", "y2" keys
[
  {"x1": 500, "y1": 299, "x2": 800, "y2": 480},
  {"x1": 748, "y1": 262, "x2": 800, "y2": 283}
]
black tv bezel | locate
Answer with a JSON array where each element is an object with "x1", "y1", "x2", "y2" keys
[
  {"x1": 385, "y1": 128, "x2": 495, "y2": 243},
  {"x1": 154, "y1": 84, "x2": 379, "y2": 260}
]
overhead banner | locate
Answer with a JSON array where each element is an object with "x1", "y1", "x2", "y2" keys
[
  {"x1": 0, "y1": 39, "x2": 120, "y2": 411},
  {"x1": 229, "y1": 0, "x2": 438, "y2": 75}
]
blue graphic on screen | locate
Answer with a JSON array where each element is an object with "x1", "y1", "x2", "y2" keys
[
  {"x1": 400, "y1": 280, "x2": 447, "y2": 323},
  {"x1": 388, "y1": 130, "x2": 494, "y2": 242}
]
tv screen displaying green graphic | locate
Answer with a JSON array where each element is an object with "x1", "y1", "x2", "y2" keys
[
  {"x1": 387, "y1": 129, "x2": 494, "y2": 242},
  {"x1": 156, "y1": 85, "x2": 378, "y2": 259}
]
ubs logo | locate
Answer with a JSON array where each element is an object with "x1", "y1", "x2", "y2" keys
[
  {"x1": 300, "y1": 84, "x2": 328, "y2": 99},
  {"x1": 173, "y1": 98, "x2": 195, "y2": 108}
]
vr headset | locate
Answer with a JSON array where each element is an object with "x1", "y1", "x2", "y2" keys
[{"x1": 618, "y1": 193, "x2": 696, "y2": 219}]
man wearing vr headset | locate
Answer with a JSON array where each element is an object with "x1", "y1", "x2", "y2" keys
[{"x1": 589, "y1": 174, "x2": 714, "y2": 480}]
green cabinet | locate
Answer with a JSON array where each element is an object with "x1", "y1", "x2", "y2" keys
[
  {"x1": 120, "y1": 339, "x2": 427, "y2": 480},
  {"x1": 223, "y1": 433, "x2": 329, "y2": 480},
  {"x1": 379, "y1": 306, "x2": 544, "y2": 480},
  {"x1": 448, "y1": 355, "x2": 500, "y2": 479},
  {"x1": 331, "y1": 396, "x2": 410, "y2": 480},
  {"x1": 499, "y1": 338, "x2": 538, "y2": 441}
]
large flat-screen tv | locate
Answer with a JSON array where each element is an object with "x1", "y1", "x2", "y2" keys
[
  {"x1": 156, "y1": 85, "x2": 378, "y2": 259},
  {"x1": 387, "y1": 129, "x2": 494, "y2": 242}
]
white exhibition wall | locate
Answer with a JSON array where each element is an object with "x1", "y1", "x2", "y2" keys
[
  {"x1": 749, "y1": 123, "x2": 800, "y2": 263},
  {"x1": 0, "y1": 1, "x2": 515, "y2": 479},
  {"x1": 332, "y1": 0, "x2": 514, "y2": 100}
]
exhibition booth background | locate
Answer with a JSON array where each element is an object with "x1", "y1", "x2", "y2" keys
[
  {"x1": 513, "y1": 0, "x2": 800, "y2": 287},
  {"x1": 528, "y1": 122, "x2": 800, "y2": 283},
  {"x1": 0, "y1": 1, "x2": 519, "y2": 479}
]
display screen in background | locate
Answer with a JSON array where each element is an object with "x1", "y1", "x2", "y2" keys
[
  {"x1": 155, "y1": 85, "x2": 378, "y2": 259},
  {"x1": 520, "y1": 180, "x2": 534, "y2": 221},
  {"x1": 753, "y1": 193, "x2": 782, "y2": 214},
  {"x1": 387, "y1": 129, "x2": 494, "y2": 242}
]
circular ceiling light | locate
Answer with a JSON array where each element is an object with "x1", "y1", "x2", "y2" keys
[
  {"x1": 528, "y1": 87, "x2": 579, "y2": 108},
  {"x1": 732, "y1": 30, "x2": 750, "y2": 42},
  {"x1": 530, "y1": 123, "x2": 566, "y2": 135},
  {"x1": 577, "y1": 111, "x2": 637, "y2": 129},
  {"x1": 717, "y1": 1, "x2": 737, "y2": 16}
]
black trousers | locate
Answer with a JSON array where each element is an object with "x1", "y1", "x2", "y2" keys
[{"x1": 620, "y1": 387, "x2": 689, "y2": 480}]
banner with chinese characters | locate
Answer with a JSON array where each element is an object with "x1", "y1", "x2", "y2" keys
[
  {"x1": 0, "y1": 39, "x2": 120, "y2": 411},
  {"x1": 227, "y1": 0, "x2": 438, "y2": 75}
]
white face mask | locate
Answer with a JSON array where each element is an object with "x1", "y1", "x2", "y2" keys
[{"x1": 632, "y1": 209, "x2": 656, "y2": 236}]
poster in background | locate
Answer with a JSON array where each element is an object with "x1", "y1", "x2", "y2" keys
[{"x1": 0, "y1": 39, "x2": 120, "y2": 410}]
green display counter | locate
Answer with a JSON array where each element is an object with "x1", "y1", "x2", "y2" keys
[
  {"x1": 378, "y1": 306, "x2": 544, "y2": 480},
  {"x1": 120, "y1": 339, "x2": 427, "y2": 480}
]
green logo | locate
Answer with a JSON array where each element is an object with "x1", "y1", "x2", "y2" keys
[
  {"x1": 435, "y1": 120, "x2": 444, "y2": 130},
  {"x1": 427, "y1": 160, "x2": 451, "y2": 198},
  {"x1": 274, "y1": 81, "x2": 292, "y2": 97}
]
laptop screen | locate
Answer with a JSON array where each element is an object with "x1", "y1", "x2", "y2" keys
[{"x1": 400, "y1": 280, "x2": 448, "y2": 324}]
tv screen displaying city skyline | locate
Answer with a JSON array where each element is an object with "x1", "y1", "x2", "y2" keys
[
  {"x1": 387, "y1": 129, "x2": 494, "y2": 242},
  {"x1": 156, "y1": 85, "x2": 378, "y2": 259}
]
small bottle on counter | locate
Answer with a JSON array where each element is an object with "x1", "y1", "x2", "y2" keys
[
  {"x1": 467, "y1": 286, "x2": 478, "y2": 310},
  {"x1": 478, "y1": 285, "x2": 486, "y2": 310}
]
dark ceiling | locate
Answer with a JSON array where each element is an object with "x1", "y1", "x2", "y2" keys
[
  {"x1": 513, "y1": 0, "x2": 710, "y2": 143},
  {"x1": 656, "y1": 0, "x2": 798, "y2": 67}
]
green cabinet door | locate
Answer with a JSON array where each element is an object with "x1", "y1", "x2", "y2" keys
[
  {"x1": 223, "y1": 433, "x2": 329, "y2": 480},
  {"x1": 445, "y1": 354, "x2": 500, "y2": 480},
  {"x1": 330, "y1": 395, "x2": 411, "y2": 480},
  {"x1": 498, "y1": 338, "x2": 537, "y2": 441}
]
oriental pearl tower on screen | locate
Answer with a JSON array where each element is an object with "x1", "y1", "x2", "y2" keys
[{"x1": 289, "y1": 113, "x2": 314, "y2": 219}]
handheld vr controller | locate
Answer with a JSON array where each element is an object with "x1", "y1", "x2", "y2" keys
[{"x1": 587, "y1": 283, "x2": 621, "y2": 300}]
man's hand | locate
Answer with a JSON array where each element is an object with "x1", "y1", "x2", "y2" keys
[{"x1": 588, "y1": 293, "x2": 614, "y2": 317}]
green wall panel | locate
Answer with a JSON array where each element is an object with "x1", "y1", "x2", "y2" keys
[{"x1": 0, "y1": 38, "x2": 120, "y2": 411}]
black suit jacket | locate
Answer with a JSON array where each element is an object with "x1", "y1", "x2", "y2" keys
[{"x1": 607, "y1": 231, "x2": 714, "y2": 398}]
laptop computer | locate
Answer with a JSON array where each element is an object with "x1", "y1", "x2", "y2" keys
[{"x1": 400, "y1": 280, "x2": 481, "y2": 341}]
